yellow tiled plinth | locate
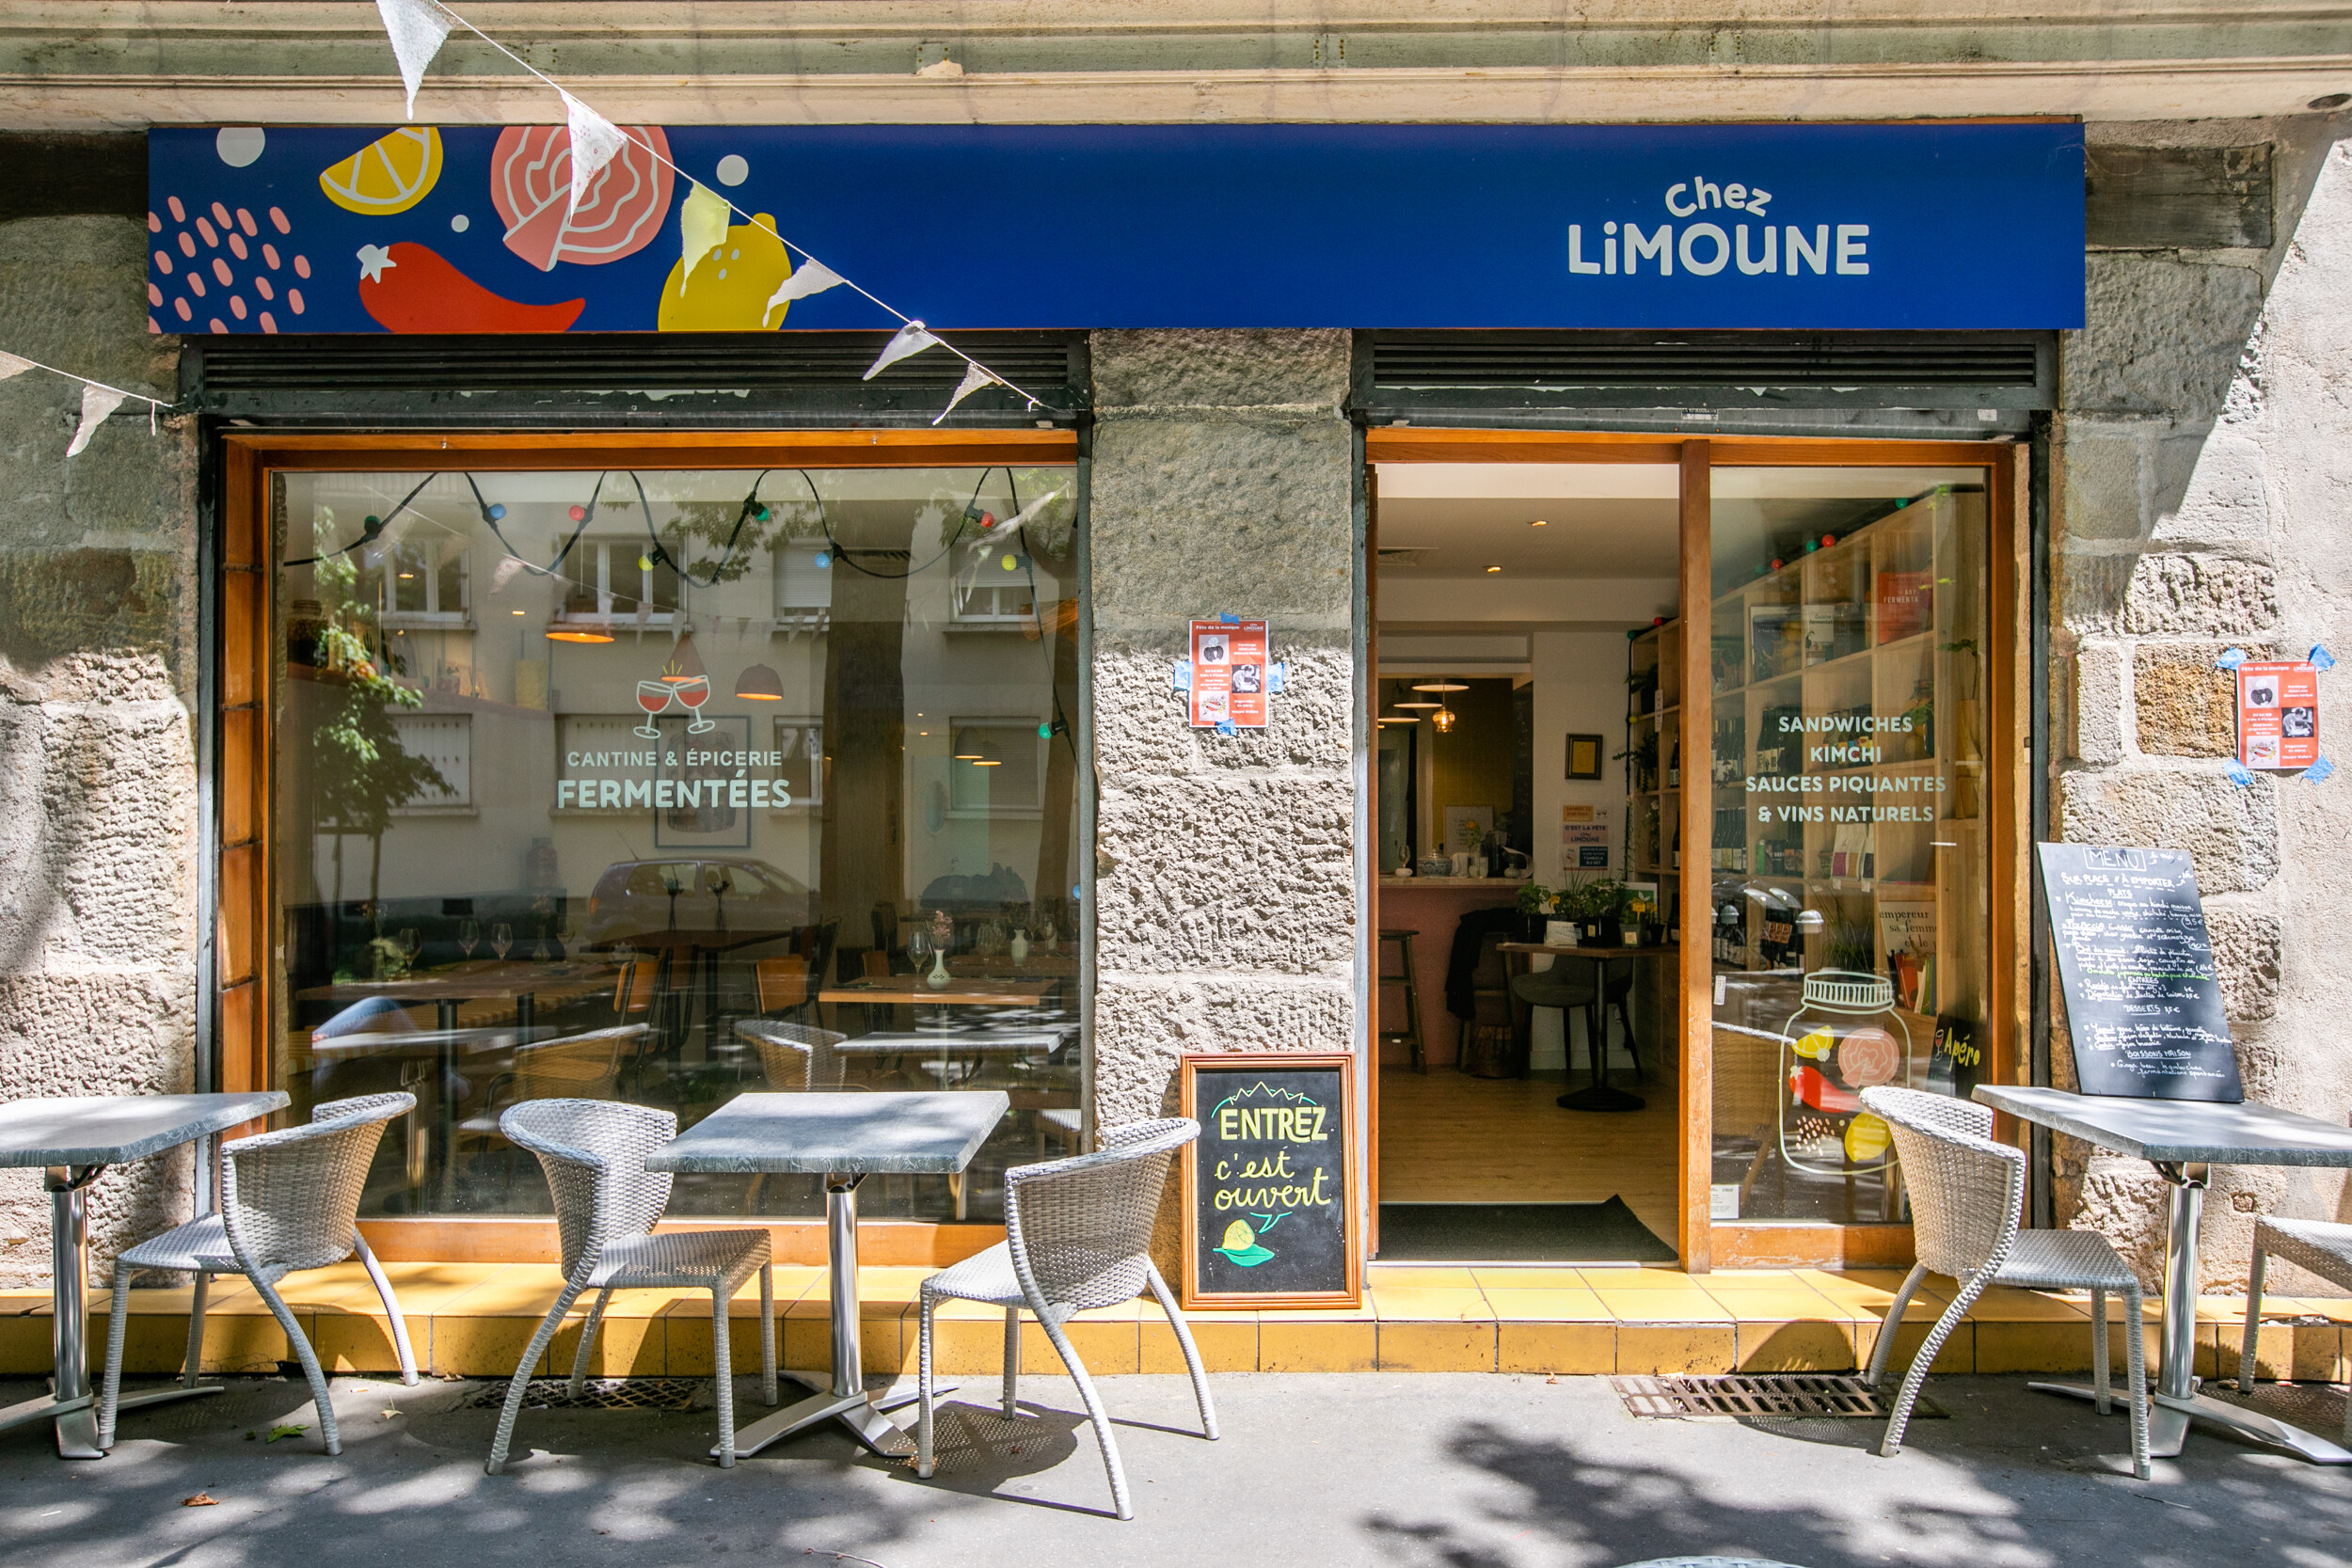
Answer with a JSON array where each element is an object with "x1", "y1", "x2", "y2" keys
[{"x1": 12, "y1": 1260, "x2": 2335, "y2": 1381}]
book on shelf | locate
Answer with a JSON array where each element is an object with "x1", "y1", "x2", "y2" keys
[
  {"x1": 1830, "y1": 823, "x2": 1874, "y2": 879},
  {"x1": 1877, "y1": 895, "x2": 1937, "y2": 1013},
  {"x1": 1748, "y1": 604, "x2": 1802, "y2": 682},
  {"x1": 1875, "y1": 569, "x2": 1933, "y2": 643}
]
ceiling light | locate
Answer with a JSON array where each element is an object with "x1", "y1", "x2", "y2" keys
[
  {"x1": 952, "y1": 727, "x2": 983, "y2": 760},
  {"x1": 511, "y1": 610, "x2": 526, "y2": 616},
  {"x1": 973, "y1": 740, "x2": 1004, "y2": 767},
  {"x1": 1393, "y1": 700, "x2": 1441, "y2": 710},
  {"x1": 1432, "y1": 705, "x2": 1458, "y2": 733},
  {"x1": 1529, "y1": 518, "x2": 1549, "y2": 527},
  {"x1": 660, "y1": 633, "x2": 706, "y2": 683},
  {"x1": 1485, "y1": 565, "x2": 1502, "y2": 574},
  {"x1": 1378, "y1": 715, "x2": 1421, "y2": 725},
  {"x1": 546, "y1": 626, "x2": 613, "y2": 644},
  {"x1": 1410, "y1": 680, "x2": 1468, "y2": 693},
  {"x1": 733, "y1": 663, "x2": 784, "y2": 701}
]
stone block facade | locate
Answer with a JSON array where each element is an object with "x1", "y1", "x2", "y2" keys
[
  {"x1": 0, "y1": 208, "x2": 199, "y2": 1287},
  {"x1": 2053, "y1": 119, "x2": 2352, "y2": 1291}
]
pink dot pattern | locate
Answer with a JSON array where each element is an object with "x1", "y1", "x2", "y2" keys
[{"x1": 151, "y1": 191, "x2": 300, "y2": 336}]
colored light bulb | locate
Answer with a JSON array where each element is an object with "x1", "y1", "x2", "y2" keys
[{"x1": 569, "y1": 505, "x2": 587, "y2": 522}]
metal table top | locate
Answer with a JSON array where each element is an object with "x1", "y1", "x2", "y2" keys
[
  {"x1": 1976, "y1": 1085, "x2": 2352, "y2": 1167},
  {"x1": 0, "y1": 1093, "x2": 289, "y2": 1167},
  {"x1": 644, "y1": 1090, "x2": 1009, "y2": 1175}
]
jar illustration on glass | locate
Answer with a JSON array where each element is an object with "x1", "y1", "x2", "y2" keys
[{"x1": 1778, "y1": 969, "x2": 1913, "y2": 1184}]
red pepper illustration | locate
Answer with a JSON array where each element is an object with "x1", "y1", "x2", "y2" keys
[{"x1": 357, "y1": 242, "x2": 584, "y2": 333}]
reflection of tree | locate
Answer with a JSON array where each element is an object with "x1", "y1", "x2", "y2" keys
[{"x1": 308, "y1": 516, "x2": 448, "y2": 926}]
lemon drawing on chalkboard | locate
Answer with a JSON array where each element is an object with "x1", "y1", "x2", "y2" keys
[{"x1": 1215, "y1": 1218, "x2": 1274, "y2": 1268}]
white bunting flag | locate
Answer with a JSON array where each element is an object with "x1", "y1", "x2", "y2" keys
[
  {"x1": 764, "y1": 257, "x2": 846, "y2": 314},
  {"x1": 373, "y1": 0, "x2": 453, "y2": 119},
  {"x1": 679, "y1": 182, "x2": 730, "y2": 286},
  {"x1": 0, "y1": 352, "x2": 33, "y2": 380},
  {"x1": 490, "y1": 554, "x2": 530, "y2": 590},
  {"x1": 932, "y1": 360, "x2": 1000, "y2": 424},
  {"x1": 561, "y1": 91, "x2": 628, "y2": 219},
  {"x1": 964, "y1": 487, "x2": 1065, "y2": 554},
  {"x1": 864, "y1": 320, "x2": 941, "y2": 380},
  {"x1": 66, "y1": 384, "x2": 125, "y2": 458}
]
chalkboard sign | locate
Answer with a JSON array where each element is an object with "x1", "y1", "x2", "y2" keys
[
  {"x1": 2038, "y1": 843, "x2": 2244, "y2": 1101},
  {"x1": 1179, "y1": 1053, "x2": 1360, "y2": 1309}
]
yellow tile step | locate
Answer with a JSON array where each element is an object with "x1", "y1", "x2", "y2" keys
[{"x1": 18, "y1": 1262, "x2": 2335, "y2": 1380}]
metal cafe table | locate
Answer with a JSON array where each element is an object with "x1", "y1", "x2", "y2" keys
[
  {"x1": 1977, "y1": 1085, "x2": 2352, "y2": 1464},
  {"x1": 644, "y1": 1090, "x2": 1009, "y2": 1458},
  {"x1": 0, "y1": 1092, "x2": 287, "y2": 1458}
]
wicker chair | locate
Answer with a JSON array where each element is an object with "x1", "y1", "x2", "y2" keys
[
  {"x1": 915, "y1": 1117, "x2": 1219, "y2": 1520},
  {"x1": 457, "y1": 1023, "x2": 644, "y2": 1144},
  {"x1": 1860, "y1": 1085, "x2": 2150, "y2": 1480},
  {"x1": 485, "y1": 1099, "x2": 777, "y2": 1474},
  {"x1": 97, "y1": 1092, "x2": 421, "y2": 1455},
  {"x1": 737, "y1": 1017, "x2": 855, "y2": 1092},
  {"x1": 2239, "y1": 1215, "x2": 2352, "y2": 1442}
]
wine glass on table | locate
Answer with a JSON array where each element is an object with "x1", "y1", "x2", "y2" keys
[
  {"x1": 675, "y1": 674, "x2": 714, "y2": 735},
  {"x1": 458, "y1": 917, "x2": 480, "y2": 964},
  {"x1": 634, "y1": 681, "x2": 671, "y2": 739},
  {"x1": 397, "y1": 927, "x2": 421, "y2": 974},
  {"x1": 491, "y1": 923, "x2": 513, "y2": 963}
]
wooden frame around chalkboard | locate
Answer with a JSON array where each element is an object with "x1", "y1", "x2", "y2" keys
[{"x1": 1178, "y1": 1052, "x2": 1362, "y2": 1311}]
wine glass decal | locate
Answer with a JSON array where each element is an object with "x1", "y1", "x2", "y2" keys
[
  {"x1": 635, "y1": 680, "x2": 673, "y2": 738},
  {"x1": 674, "y1": 673, "x2": 714, "y2": 734}
]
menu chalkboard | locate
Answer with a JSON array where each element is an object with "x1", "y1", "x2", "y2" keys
[
  {"x1": 2038, "y1": 843, "x2": 2244, "y2": 1101},
  {"x1": 1179, "y1": 1053, "x2": 1360, "y2": 1309}
]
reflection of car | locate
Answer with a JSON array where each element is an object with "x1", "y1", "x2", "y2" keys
[{"x1": 581, "y1": 858, "x2": 814, "y2": 948}]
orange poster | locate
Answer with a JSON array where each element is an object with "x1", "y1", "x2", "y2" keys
[
  {"x1": 1191, "y1": 619, "x2": 1269, "y2": 728},
  {"x1": 2237, "y1": 660, "x2": 2319, "y2": 770}
]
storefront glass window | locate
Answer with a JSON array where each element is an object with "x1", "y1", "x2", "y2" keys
[
  {"x1": 274, "y1": 465, "x2": 1082, "y2": 1221},
  {"x1": 1705, "y1": 467, "x2": 1992, "y2": 1225}
]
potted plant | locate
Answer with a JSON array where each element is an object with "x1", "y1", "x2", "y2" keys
[
  {"x1": 1563, "y1": 875, "x2": 1623, "y2": 946},
  {"x1": 1515, "y1": 881, "x2": 1555, "y2": 942}
]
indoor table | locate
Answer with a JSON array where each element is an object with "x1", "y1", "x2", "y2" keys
[
  {"x1": 1500, "y1": 942, "x2": 1679, "y2": 1112},
  {"x1": 305, "y1": 1026, "x2": 517, "y2": 1202},
  {"x1": 297, "y1": 958, "x2": 612, "y2": 1036},
  {"x1": 644, "y1": 1090, "x2": 1009, "y2": 1458},
  {"x1": 1976, "y1": 1085, "x2": 2352, "y2": 1464},
  {"x1": 0, "y1": 1092, "x2": 287, "y2": 1458}
]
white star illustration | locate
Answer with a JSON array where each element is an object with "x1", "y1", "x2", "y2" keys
[{"x1": 356, "y1": 244, "x2": 396, "y2": 283}]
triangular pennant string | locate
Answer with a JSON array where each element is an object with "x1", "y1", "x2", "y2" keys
[
  {"x1": 679, "y1": 182, "x2": 730, "y2": 286},
  {"x1": 66, "y1": 385, "x2": 126, "y2": 458},
  {"x1": 933, "y1": 361, "x2": 1000, "y2": 424},
  {"x1": 0, "y1": 352, "x2": 33, "y2": 380},
  {"x1": 865, "y1": 321, "x2": 941, "y2": 380},
  {"x1": 373, "y1": 0, "x2": 453, "y2": 119},
  {"x1": 560, "y1": 91, "x2": 627, "y2": 219},
  {"x1": 765, "y1": 258, "x2": 845, "y2": 313}
]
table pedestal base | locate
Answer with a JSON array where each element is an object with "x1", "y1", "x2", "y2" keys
[
  {"x1": 716, "y1": 1371, "x2": 929, "y2": 1460},
  {"x1": 2026, "y1": 1380, "x2": 2352, "y2": 1464},
  {"x1": 1557, "y1": 1083, "x2": 1645, "y2": 1113}
]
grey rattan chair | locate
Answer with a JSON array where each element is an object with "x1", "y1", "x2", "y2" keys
[
  {"x1": 915, "y1": 1117, "x2": 1219, "y2": 1520},
  {"x1": 485, "y1": 1099, "x2": 777, "y2": 1474},
  {"x1": 98, "y1": 1092, "x2": 420, "y2": 1454},
  {"x1": 737, "y1": 1017, "x2": 855, "y2": 1091},
  {"x1": 2239, "y1": 1214, "x2": 2352, "y2": 1442},
  {"x1": 1860, "y1": 1085, "x2": 2149, "y2": 1479}
]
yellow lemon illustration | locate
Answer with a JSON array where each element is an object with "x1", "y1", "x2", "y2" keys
[
  {"x1": 1793, "y1": 1026, "x2": 1835, "y2": 1062},
  {"x1": 1844, "y1": 1113, "x2": 1890, "y2": 1164},
  {"x1": 658, "y1": 214, "x2": 793, "y2": 331},
  {"x1": 318, "y1": 127, "x2": 443, "y2": 216},
  {"x1": 1221, "y1": 1220, "x2": 1254, "y2": 1253}
]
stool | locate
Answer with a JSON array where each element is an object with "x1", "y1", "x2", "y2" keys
[{"x1": 1377, "y1": 928, "x2": 1428, "y2": 1073}]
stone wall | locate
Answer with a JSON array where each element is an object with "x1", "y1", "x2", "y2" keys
[
  {"x1": 0, "y1": 205, "x2": 199, "y2": 1287},
  {"x1": 2054, "y1": 117, "x2": 2352, "y2": 1290}
]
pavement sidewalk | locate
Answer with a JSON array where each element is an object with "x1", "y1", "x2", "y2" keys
[{"x1": 0, "y1": 1370, "x2": 2344, "y2": 1568}]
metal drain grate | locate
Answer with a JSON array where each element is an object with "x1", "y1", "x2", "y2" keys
[
  {"x1": 1614, "y1": 1373, "x2": 1941, "y2": 1420},
  {"x1": 462, "y1": 1378, "x2": 703, "y2": 1412}
]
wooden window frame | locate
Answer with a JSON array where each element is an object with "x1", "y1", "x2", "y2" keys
[
  {"x1": 215, "y1": 429, "x2": 1077, "y2": 1265},
  {"x1": 1363, "y1": 428, "x2": 2025, "y2": 1273}
]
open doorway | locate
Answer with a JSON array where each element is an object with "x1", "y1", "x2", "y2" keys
[{"x1": 1373, "y1": 462, "x2": 1685, "y2": 1262}]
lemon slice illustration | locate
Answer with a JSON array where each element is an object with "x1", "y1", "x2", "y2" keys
[
  {"x1": 319, "y1": 128, "x2": 443, "y2": 217},
  {"x1": 1213, "y1": 1217, "x2": 1274, "y2": 1268}
]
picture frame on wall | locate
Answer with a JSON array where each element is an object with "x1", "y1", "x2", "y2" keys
[{"x1": 1565, "y1": 734, "x2": 1604, "y2": 780}]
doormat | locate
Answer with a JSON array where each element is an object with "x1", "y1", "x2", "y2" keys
[
  {"x1": 462, "y1": 1377, "x2": 703, "y2": 1412},
  {"x1": 1375, "y1": 1196, "x2": 1676, "y2": 1262},
  {"x1": 1614, "y1": 1373, "x2": 1944, "y2": 1421}
]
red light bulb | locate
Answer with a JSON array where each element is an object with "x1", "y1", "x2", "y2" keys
[{"x1": 568, "y1": 505, "x2": 587, "y2": 522}]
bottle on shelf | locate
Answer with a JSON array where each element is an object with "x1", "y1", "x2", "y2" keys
[{"x1": 1666, "y1": 741, "x2": 1680, "y2": 788}]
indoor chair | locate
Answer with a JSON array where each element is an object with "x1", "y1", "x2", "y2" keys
[
  {"x1": 485, "y1": 1099, "x2": 776, "y2": 1473},
  {"x1": 914, "y1": 1117, "x2": 1219, "y2": 1520},
  {"x1": 98, "y1": 1093, "x2": 421, "y2": 1455},
  {"x1": 1860, "y1": 1085, "x2": 2150, "y2": 1480}
]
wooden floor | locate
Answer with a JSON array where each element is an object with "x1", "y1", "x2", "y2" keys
[{"x1": 1377, "y1": 1066, "x2": 1680, "y2": 1246}]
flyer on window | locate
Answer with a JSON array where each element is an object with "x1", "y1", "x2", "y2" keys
[{"x1": 1191, "y1": 619, "x2": 1269, "y2": 728}]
